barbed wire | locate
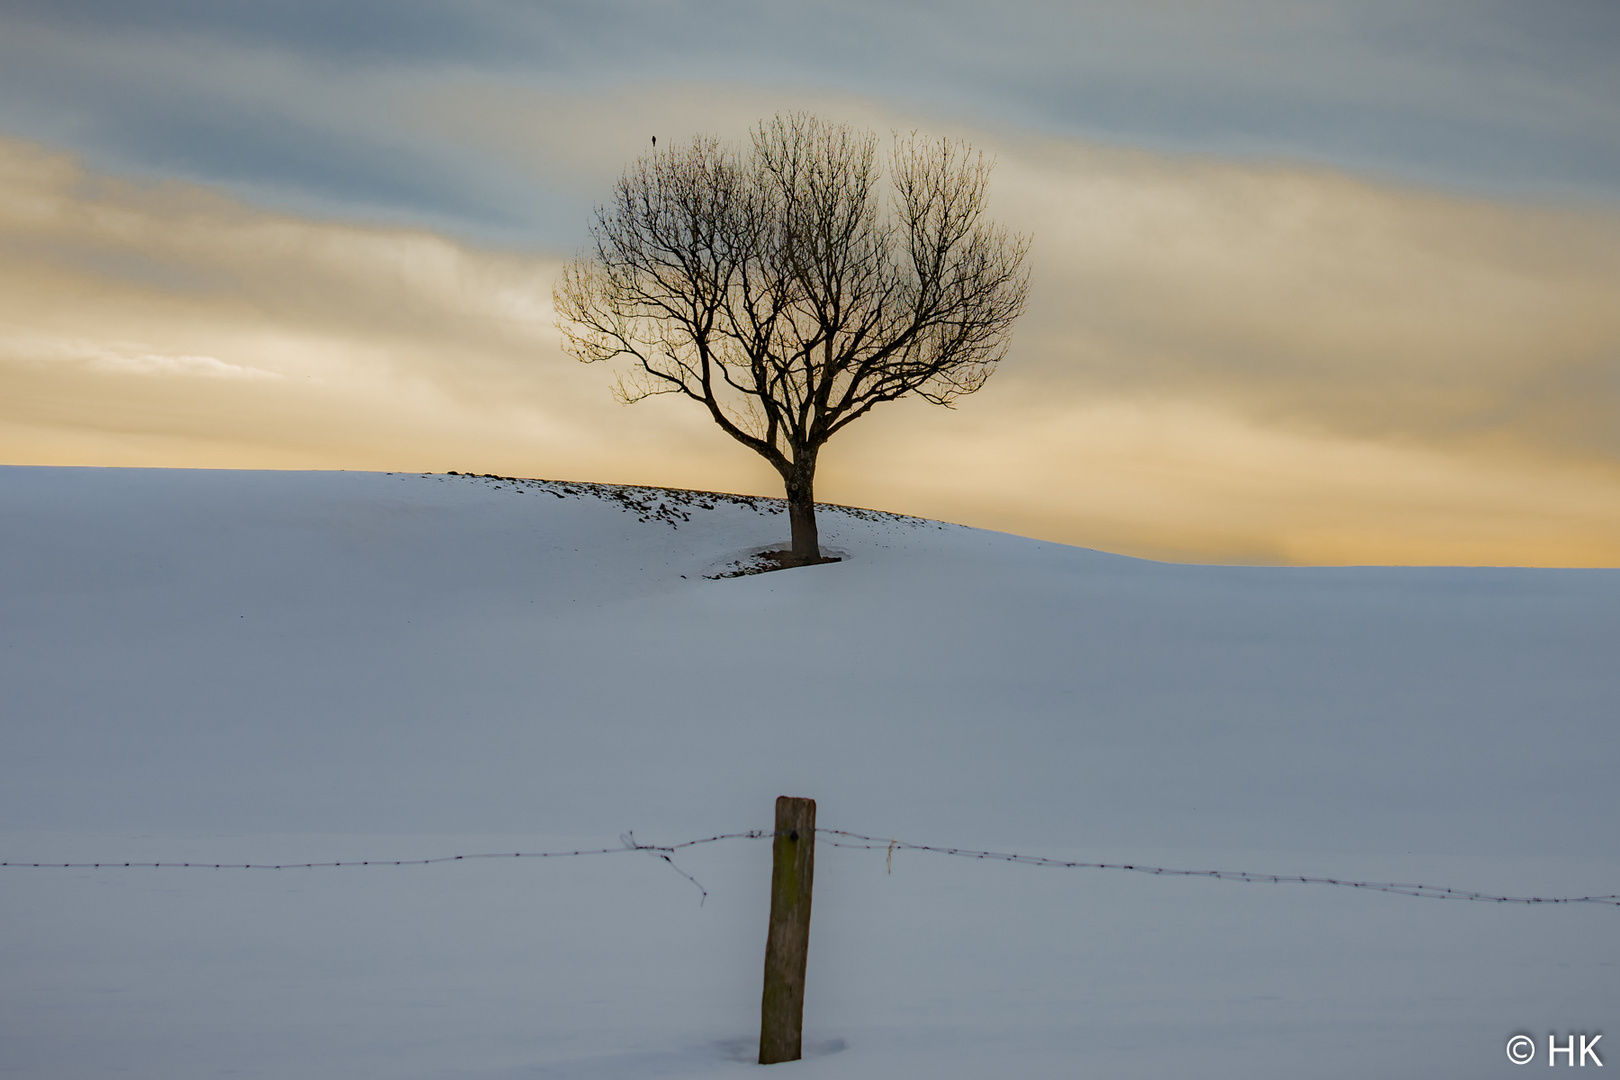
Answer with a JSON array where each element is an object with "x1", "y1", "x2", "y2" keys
[
  {"x1": 6, "y1": 826, "x2": 1617, "y2": 908},
  {"x1": 818, "y1": 830, "x2": 1620, "y2": 906},
  {"x1": 0, "y1": 830, "x2": 770, "y2": 904}
]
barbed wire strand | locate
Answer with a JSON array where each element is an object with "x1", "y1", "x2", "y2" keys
[
  {"x1": 0, "y1": 835, "x2": 767, "y2": 874},
  {"x1": 817, "y1": 830, "x2": 1620, "y2": 906},
  {"x1": 5, "y1": 827, "x2": 1617, "y2": 907}
]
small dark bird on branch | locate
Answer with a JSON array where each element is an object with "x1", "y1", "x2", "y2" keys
[{"x1": 651, "y1": 136, "x2": 657, "y2": 148}]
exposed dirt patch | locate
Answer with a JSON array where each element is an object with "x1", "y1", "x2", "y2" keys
[
  {"x1": 704, "y1": 548, "x2": 844, "y2": 579},
  {"x1": 439, "y1": 471, "x2": 931, "y2": 532}
]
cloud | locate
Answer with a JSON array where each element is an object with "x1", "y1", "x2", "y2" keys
[
  {"x1": 0, "y1": 0, "x2": 1615, "y2": 250},
  {"x1": 823, "y1": 394, "x2": 1620, "y2": 567},
  {"x1": 0, "y1": 127, "x2": 1617, "y2": 566},
  {"x1": 0, "y1": 134, "x2": 768, "y2": 486},
  {"x1": 984, "y1": 131, "x2": 1620, "y2": 462},
  {"x1": 84, "y1": 350, "x2": 281, "y2": 380},
  {"x1": 2, "y1": 335, "x2": 283, "y2": 380}
]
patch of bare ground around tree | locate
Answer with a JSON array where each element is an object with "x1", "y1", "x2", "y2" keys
[
  {"x1": 438, "y1": 471, "x2": 931, "y2": 532},
  {"x1": 430, "y1": 470, "x2": 936, "y2": 578},
  {"x1": 705, "y1": 549, "x2": 843, "y2": 579}
]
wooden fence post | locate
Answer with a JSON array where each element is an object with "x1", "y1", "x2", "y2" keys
[{"x1": 759, "y1": 795, "x2": 815, "y2": 1065}]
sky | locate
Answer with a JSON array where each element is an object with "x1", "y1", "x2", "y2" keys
[{"x1": 0, "y1": 0, "x2": 1617, "y2": 565}]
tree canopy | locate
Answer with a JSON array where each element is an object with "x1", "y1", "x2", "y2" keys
[{"x1": 555, "y1": 113, "x2": 1029, "y2": 564}]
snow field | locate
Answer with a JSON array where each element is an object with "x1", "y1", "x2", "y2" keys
[{"x1": 2, "y1": 466, "x2": 1616, "y2": 1078}]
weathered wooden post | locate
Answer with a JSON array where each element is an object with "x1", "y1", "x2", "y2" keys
[{"x1": 759, "y1": 795, "x2": 815, "y2": 1064}]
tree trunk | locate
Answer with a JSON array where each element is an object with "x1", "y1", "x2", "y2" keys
[{"x1": 783, "y1": 460, "x2": 820, "y2": 565}]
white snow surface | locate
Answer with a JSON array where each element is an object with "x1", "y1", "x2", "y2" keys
[{"x1": 2, "y1": 466, "x2": 1616, "y2": 1079}]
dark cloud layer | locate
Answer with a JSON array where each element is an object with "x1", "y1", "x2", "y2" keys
[
  {"x1": 1, "y1": 0, "x2": 1616, "y2": 245},
  {"x1": 0, "y1": 0, "x2": 530, "y2": 64}
]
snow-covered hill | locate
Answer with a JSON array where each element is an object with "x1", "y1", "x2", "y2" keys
[{"x1": 2, "y1": 467, "x2": 1615, "y2": 1079}]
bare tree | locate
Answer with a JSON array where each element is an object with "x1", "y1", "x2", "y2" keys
[{"x1": 555, "y1": 114, "x2": 1030, "y2": 564}]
